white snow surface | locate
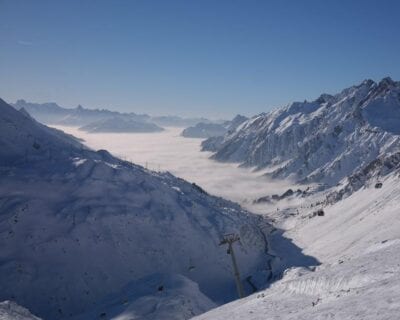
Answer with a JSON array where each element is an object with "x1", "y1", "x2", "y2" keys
[
  {"x1": 0, "y1": 99, "x2": 270, "y2": 319},
  {"x1": 0, "y1": 301, "x2": 41, "y2": 320},
  {"x1": 195, "y1": 173, "x2": 400, "y2": 320},
  {"x1": 71, "y1": 273, "x2": 216, "y2": 320}
]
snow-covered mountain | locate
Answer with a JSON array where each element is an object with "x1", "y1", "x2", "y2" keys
[
  {"x1": 0, "y1": 99, "x2": 271, "y2": 319},
  {"x1": 182, "y1": 115, "x2": 248, "y2": 139},
  {"x1": 79, "y1": 116, "x2": 164, "y2": 133},
  {"x1": 202, "y1": 77, "x2": 400, "y2": 187},
  {"x1": 193, "y1": 78, "x2": 400, "y2": 319}
]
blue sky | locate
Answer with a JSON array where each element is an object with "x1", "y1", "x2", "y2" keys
[{"x1": 1, "y1": 0, "x2": 400, "y2": 118}]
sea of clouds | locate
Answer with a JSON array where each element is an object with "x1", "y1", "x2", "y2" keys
[{"x1": 53, "y1": 126, "x2": 293, "y2": 214}]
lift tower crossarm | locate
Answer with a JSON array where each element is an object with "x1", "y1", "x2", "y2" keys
[{"x1": 220, "y1": 233, "x2": 245, "y2": 298}]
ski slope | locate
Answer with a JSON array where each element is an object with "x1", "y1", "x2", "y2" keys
[{"x1": 195, "y1": 173, "x2": 400, "y2": 319}]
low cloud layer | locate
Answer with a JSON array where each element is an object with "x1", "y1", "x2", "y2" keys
[{"x1": 53, "y1": 126, "x2": 293, "y2": 214}]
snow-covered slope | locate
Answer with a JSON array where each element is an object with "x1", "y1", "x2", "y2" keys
[
  {"x1": 79, "y1": 116, "x2": 164, "y2": 133},
  {"x1": 0, "y1": 301, "x2": 41, "y2": 320},
  {"x1": 182, "y1": 115, "x2": 247, "y2": 139},
  {"x1": 0, "y1": 101, "x2": 84, "y2": 166},
  {"x1": 202, "y1": 78, "x2": 400, "y2": 187},
  {"x1": 0, "y1": 99, "x2": 270, "y2": 319},
  {"x1": 326, "y1": 151, "x2": 400, "y2": 202},
  {"x1": 71, "y1": 274, "x2": 216, "y2": 320},
  {"x1": 195, "y1": 166, "x2": 400, "y2": 320}
]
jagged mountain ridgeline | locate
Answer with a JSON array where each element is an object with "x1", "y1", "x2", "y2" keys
[
  {"x1": 0, "y1": 99, "x2": 271, "y2": 319},
  {"x1": 202, "y1": 78, "x2": 400, "y2": 187}
]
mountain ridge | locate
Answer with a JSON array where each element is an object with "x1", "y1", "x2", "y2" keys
[{"x1": 202, "y1": 77, "x2": 400, "y2": 188}]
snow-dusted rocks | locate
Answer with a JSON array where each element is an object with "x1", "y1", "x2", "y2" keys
[
  {"x1": 0, "y1": 99, "x2": 270, "y2": 319},
  {"x1": 0, "y1": 301, "x2": 41, "y2": 320},
  {"x1": 326, "y1": 151, "x2": 400, "y2": 203},
  {"x1": 202, "y1": 78, "x2": 400, "y2": 187}
]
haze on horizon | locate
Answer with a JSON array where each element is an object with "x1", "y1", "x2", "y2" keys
[{"x1": 1, "y1": 0, "x2": 400, "y2": 118}]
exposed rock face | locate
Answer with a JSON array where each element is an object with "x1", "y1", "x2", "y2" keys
[
  {"x1": 202, "y1": 78, "x2": 400, "y2": 187},
  {"x1": 326, "y1": 151, "x2": 400, "y2": 203}
]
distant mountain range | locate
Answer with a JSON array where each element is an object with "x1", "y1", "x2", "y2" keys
[
  {"x1": 202, "y1": 77, "x2": 400, "y2": 191},
  {"x1": 12, "y1": 100, "x2": 218, "y2": 131},
  {"x1": 79, "y1": 116, "x2": 164, "y2": 133},
  {"x1": 181, "y1": 115, "x2": 248, "y2": 138}
]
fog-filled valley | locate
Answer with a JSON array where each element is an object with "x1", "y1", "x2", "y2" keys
[
  {"x1": 2, "y1": 76, "x2": 400, "y2": 320},
  {"x1": 2, "y1": 1, "x2": 400, "y2": 318},
  {"x1": 52, "y1": 125, "x2": 293, "y2": 214}
]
